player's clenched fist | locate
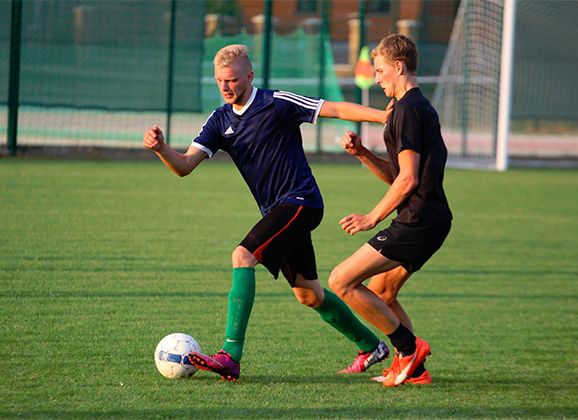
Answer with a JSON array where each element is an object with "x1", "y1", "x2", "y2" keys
[
  {"x1": 341, "y1": 131, "x2": 364, "y2": 156},
  {"x1": 143, "y1": 125, "x2": 165, "y2": 151}
]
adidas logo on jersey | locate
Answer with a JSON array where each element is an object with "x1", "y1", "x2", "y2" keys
[{"x1": 224, "y1": 126, "x2": 234, "y2": 135}]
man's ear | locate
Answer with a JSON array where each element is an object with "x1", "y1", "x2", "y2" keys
[
  {"x1": 247, "y1": 71, "x2": 255, "y2": 82},
  {"x1": 394, "y1": 60, "x2": 406, "y2": 76}
]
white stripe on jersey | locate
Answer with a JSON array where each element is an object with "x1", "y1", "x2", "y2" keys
[
  {"x1": 274, "y1": 91, "x2": 320, "y2": 108},
  {"x1": 312, "y1": 99, "x2": 325, "y2": 124},
  {"x1": 274, "y1": 90, "x2": 320, "y2": 106},
  {"x1": 190, "y1": 142, "x2": 213, "y2": 158},
  {"x1": 273, "y1": 91, "x2": 320, "y2": 110}
]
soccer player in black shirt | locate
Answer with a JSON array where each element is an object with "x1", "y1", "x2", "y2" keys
[
  {"x1": 328, "y1": 34, "x2": 453, "y2": 387},
  {"x1": 144, "y1": 44, "x2": 392, "y2": 381}
]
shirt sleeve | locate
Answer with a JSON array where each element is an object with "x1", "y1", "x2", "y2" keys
[
  {"x1": 394, "y1": 103, "x2": 423, "y2": 154},
  {"x1": 191, "y1": 110, "x2": 221, "y2": 158},
  {"x1": 272, "y1": 91, "x2": 325, "y2": 125}
]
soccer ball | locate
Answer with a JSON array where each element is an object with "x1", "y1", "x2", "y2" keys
[{"x1": 154, "y1": 333, "x2": 201, "y2": 379}]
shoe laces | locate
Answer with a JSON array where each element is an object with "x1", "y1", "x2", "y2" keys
[{"x1": 211, "y1": 350, "x2": 232, "y2": 363}]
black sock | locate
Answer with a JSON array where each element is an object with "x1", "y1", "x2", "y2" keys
[
  {"x1": 387, "y1": 323, "x2": 416, "y2": 356},
  {"x1": 411, "y1": 362, "x2": 426, "y2": 377}
]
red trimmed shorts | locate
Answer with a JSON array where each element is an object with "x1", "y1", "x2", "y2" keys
[{"x1": 239, "y1": 204, "x2": 323, "y2": 286}]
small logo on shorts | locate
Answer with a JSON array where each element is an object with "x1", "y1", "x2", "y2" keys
[{"x1": 376, "y1": 235, "x2": 387, "y2": 241}]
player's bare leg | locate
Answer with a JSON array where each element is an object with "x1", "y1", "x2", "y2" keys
[
  {"x1": 328, "y1": 244, "x2": 403, "y2": 335},
  {"x1": 292, "y1": 275, "x2": 325, "y2": 308},
  {"x1": 328, "y1": 244, "x2": 430, "y2": 386},
  {"x1": 367, "y1": 267, "x2": 412, "y2": 331}
]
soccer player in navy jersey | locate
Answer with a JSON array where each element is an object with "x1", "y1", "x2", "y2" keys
[
  {"x1": 144, "y1": 44, "x2": 391, "y2": 381},
  {"x1": 328, "y1": 34, "x2": 452, "y2": 387}
]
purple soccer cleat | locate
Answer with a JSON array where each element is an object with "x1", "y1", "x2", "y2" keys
[
  {"x1": 188, "y1": 349, "x2": 240, "y2": 381},
  {"x1": 339, "y1": 340, "x2": 390, "y2": 374}
]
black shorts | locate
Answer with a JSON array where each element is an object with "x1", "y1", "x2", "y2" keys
[
  {"x1": 367, "y1": 220, "x2": 451, "y2": 273},
  {"x1": 239, "y1": 204, "x2": 324, "y2": 286}
]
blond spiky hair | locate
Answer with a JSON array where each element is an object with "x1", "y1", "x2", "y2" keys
[
  {"x1": 214, "y1": 44, "x2": 253, "y2": 73},
  {"x1": 371, "y1": 34, "x2": 418, "y2": 74}
]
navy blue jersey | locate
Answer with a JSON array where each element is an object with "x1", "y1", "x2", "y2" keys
[{"x1": 191, "y1": 88, "x2": 324, "y2": 215}]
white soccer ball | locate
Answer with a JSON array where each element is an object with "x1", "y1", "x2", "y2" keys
[{"x1": 154, "y1": 333, "x2": 201, "y2": 379}]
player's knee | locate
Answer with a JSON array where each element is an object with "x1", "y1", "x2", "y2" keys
[
  {"x1": 231, "y1": 246, "x2": 257, "y2": 268},
  {"x1": 295, "y1": 294, "x2": 320, "y2": 308},
  {"x1": 328, "y1": 268, "x2": 349, "y2": 298},
  {"x1": 294, "y1": 290, "x2": 323, "y2": 308}
]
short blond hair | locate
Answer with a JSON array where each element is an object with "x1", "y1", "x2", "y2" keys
[
  {"x1": 371, "y1": 34, "x2": 418, "y2": 74},
  {"x1": 214, "y1": 44, "x2": 253, "y2": 73}
]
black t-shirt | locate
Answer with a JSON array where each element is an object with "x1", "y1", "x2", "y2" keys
[{"x1": 383, "y1": 87, "x2": 453, "y2": 223}]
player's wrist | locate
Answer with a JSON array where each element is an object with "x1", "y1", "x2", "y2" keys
[
  {"x1": 356, "y1": 146, "x2": 371, "y2": 160},
  {"x1": 367, "y1": 210, "x2": 383, "y2": 228}
]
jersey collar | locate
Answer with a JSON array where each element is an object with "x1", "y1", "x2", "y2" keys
[{"x1": 233, "y1": 87, "x2": 258, "y2": 116}]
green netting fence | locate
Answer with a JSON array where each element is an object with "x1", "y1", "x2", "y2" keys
[{"x1": 1, "y1": 0, "x2": 352, "y2": 153}]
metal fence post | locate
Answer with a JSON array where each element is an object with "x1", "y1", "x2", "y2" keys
[
  {"x1": 355, "y1": 0, "x2": 366, "y2": 134},
  {"x1": 7, "y1": 0, "x2": 23, "y2": 156},
  {"x1": 316, "y1": 0, "x2": 330, "y2": 154},
  {"x1": 165, "y1": 0, "x2": 177, "y2": 145},
  {"x1": 261, "y1": 0, "x2": 273, "y2": 90}
]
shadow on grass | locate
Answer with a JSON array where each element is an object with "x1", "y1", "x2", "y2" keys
[
  {"x1": 425, "y1": 267, "x2": 578, "y2": 277},
  {"x1": 317, "y1": 266, "x2": 578, "y2": 278},
  {"x1": 2, "y1": 290, "x2": 576, "y2": 301},
  {"x1": 199, "y1": 373, "x2": 578, "y2": 388},
  {"x1": 237, "y1": 374, "x2": 370, "y2": 385},
  {"x1": 0, "y1": 290, "x2": 291, "y2": 299},
  {"x1": 4, "y1": 406, "x2": 577, "y2": 419}
]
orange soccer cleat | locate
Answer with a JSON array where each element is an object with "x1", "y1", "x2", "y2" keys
[{"x1": 379, "y1": 336, "x2": 431, "y2": 387}]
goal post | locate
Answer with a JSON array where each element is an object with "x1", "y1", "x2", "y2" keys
[{"x1": 496, "y1": 0, "x2": 516, "y2": 172}]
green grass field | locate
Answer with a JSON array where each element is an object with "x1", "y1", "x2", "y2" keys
[{"x1": 1, "y1": 159, "x2": 577, "y2": 418}]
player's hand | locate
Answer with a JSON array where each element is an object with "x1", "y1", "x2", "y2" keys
[
  {"x1": 143, "y1": 125, "x2": 165, "y2": 151},
  {"x1": 341, "y1": 131, "x2": 365, "y2": 156},
  {"x1": 339, "y1": 213, "x2": 375, "y2": 235}
]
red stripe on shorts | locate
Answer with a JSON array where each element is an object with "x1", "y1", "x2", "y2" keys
[{"x1": 253, "y1": 205, "x2": 304, "y2": 262}]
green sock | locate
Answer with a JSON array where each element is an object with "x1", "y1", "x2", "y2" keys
[
  {"x1": 314, "y1": 289, "x2": 379, "y2": 352},
  {"x1": 222, "y1": 267, "x2": 256, "y2": 362}
]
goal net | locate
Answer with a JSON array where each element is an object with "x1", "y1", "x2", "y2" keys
[{"x1": 433, "y1": 0, "x2": 578, "y2": 170}]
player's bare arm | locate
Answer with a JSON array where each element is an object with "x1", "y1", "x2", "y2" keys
[
  {"x1": 143, "y1": 125, "x2": 207, "y2": 177},
  {"x1": 339, "y1": 98, "x2": 395, "y2": 183},
  {"x1": 319, "y1": 101, "x2": 387, "y2": 123},
  {"x1": 341, "y1": 131, "x2": 393, "y2": 185},
  {"x1": 339, "y1": 149, "x2": 420, "y2": 235}
]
